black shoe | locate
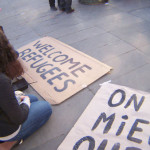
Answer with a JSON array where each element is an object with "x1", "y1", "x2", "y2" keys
[
  {"x1": 60, "y1": 8, "x2": 65, "y2": 11},
  {"x1": 12, "y1": 78, "x2": 28, "y2": 91},
  {"x1": 66, "y1": 8, "x2": 74, "y2": 14},
  {"x1": 51, "y1": 6, "x2": 57, "y2": 11}
]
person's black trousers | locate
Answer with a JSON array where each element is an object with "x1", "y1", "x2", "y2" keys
[
  {"x1": 59, "y1": 0, "x2": 72, "y2": 11},
  {"x1": 49, "y1": 0, "x2": 60, "y2": 8}
]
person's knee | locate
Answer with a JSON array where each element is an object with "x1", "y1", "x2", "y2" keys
[
  {"x1": 29, "y1": 100, "x2": 52, "y2": 122},
  {"x1": 38, "y1": 101, "x2": 52, "y2": 118},
  {"x1": 44, "y1": 101, "x2": 52, "y2": 117}
]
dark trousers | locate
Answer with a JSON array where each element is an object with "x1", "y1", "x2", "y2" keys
[
  {"x1": 49, "y1": 0, "x2": 60, "y2": 7},
  {"x1": 59, "y1": 0, "x2": 72, "y2": 11}
]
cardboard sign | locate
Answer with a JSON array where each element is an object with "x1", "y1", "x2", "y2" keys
[
  {"x1": 58, "y1": 83, "x2": 150, "y2": 150},
  {"x1": 18, "y1": 37, "x2": 112, "y2": 105}
]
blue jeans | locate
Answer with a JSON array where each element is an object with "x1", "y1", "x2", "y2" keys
[{"x1": 8, "y1": 95, "x2": 52, "y2": 141}]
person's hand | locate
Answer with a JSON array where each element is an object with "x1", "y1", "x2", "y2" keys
[
  {"x1": 20, "y1": 96, "x2": 31, "y2": 108},
  {"x1": 20, "y1": 96, "x2": 28, "y2": 101}
]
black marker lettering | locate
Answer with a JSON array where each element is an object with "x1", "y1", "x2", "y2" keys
[
  {"x1": 127, "y1": 119, "x2": 149, "y2": 143},
  {"x1": 19, "y1": 48, "x2": 32, "y2": 58},
  {"x1": 36, "y1": 64, "x2": 53, "y2": 73},
  {"x1": 38, "y1": 45, "x2": 53, "y2": 53},
  {"x1": 116, "y1": 115, "x2": 128, "y2": 136},
  {"x1": 111, "y1": 143, "x2": 120, "y2": 150},
  {"x1": 54, "y1": 79, "x2": 76, "y2": 92},
  {"x1": 26, "y1": 55, "x2": 42, "y2": 62},
  {"x1": 47, "y1": 51, "x2": 62, "y2": 58},
  {"x1": 42, "y1": 48, "x2": 55, "y2": 56},
  {"x1": 116, "y1": 122, "x2": 125, "y2": 136},
  {"x1": 92, "y1": 112, "x2": 115, "y2": 134},
  {"x1": 60, "y1": 58, "x2": 81, "y2": 69},
  {"x1": 71, "y1": 65, "x2": 92, "y2": 77},
  {"x1": 40, "y1": 67, "x2": 61, "y2": 79},
  {"x1": 124, "y1": 94, "x2": 145, "y2": 111},
  {"x1": 108, "y1": 89, "x2": 126, "y2": 107},
  {"x1": 33, "y1": 40, "x2": 48, "y2": 49},
  {"x1": 22, "y1": 52, "x2": 36, "y2": 61},
  {"x1": 126, "y1": 147, "x2": 141, "y2": 150},
  {"x1": 97, "y1": 139, "x2": 107, "y2": 150},
  {"x1": 53, "y1": 55, "x2": 68, "y2": 62},
  {"x1": 73, "y1": 136, "x2": 95, "y2": 150},
  {"x1": 47, "y1": 73, "x2": 69, "y2": 85},
  {"x1": 30, "y1": 60, "x2": 47, "y2": 68}
]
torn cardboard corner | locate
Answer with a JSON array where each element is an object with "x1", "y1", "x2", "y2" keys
[{"x1": 18, "y1": 36, "x2": 112, "y2": 105}]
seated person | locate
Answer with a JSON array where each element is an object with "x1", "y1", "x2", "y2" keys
[{"x1": 0, "y1": 26, "x2": 52, "y2": 150}]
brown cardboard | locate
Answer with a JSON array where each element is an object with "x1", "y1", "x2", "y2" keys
[{"x1": 18, "y1": 37, "x2": 112, "y2": 105}]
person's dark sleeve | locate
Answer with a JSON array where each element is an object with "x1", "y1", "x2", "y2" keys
[{"x1": 0, "y1": 74, "x2": 29, "y2": 125}]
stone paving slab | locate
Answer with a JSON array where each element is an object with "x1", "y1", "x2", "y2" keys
[{"x1": 1, "y1": 0, "x2": 150, "y2": 150}]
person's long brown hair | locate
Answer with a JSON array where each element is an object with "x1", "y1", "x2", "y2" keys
[{"x1": 0, "y1": 26, "x2": 24, "y2": 79}]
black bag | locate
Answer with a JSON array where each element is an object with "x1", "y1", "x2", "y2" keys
[{"x1": 12, "y1": 77, "x2": 28, "y2": 91}]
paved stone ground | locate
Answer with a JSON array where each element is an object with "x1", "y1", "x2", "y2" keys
[{"x1": 1, "y1": 0, "x2": 150, "y2": 149}]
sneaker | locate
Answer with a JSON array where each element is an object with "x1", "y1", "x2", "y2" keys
[
  {"x1": 51, "y1": 6, "x2": 57, "y2": 11},
  {"x1": 66, "y1": 8, "x2": 74, "y2": 14}
]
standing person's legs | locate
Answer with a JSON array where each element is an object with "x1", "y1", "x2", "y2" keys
[
  {"x1": 65, "y1": 0, "x2": 74, "y2": 13},
  {"x1": 49, "y1": 0, "x2": 57, "y2": 10},
  {"x1": 58, "y1": 0, "x2": 61, "y2": 9},
  {"x1": 8, "y1": 95, "x2": 52, "y2": 141},
  {"x1": 59, "y1": 0, "x2": 66, "y2": 11}
]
